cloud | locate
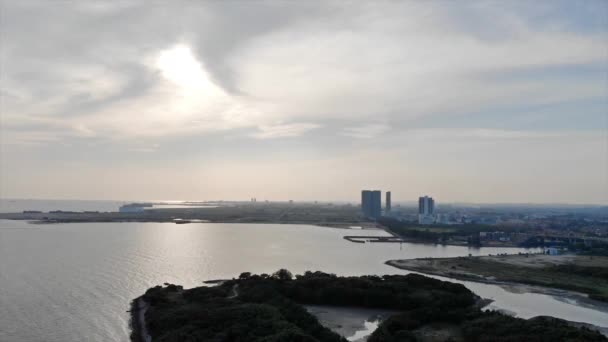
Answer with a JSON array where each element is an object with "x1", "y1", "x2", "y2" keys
[
  {"x1": 251, "y1": 123, "x2": 320, "y2": 139},
  {"x1": 1, "y1": 1, "x2": 606, "y2": 146},
  {"x1": 341, "y1": 124, "x2": 390, "y2": 139},
  {"x1": 128, "y1": 143, "x2": 160, "y2": 153},
  {"x1": 231, "y1": 16, "x2": 605, "y2": 127},
  {"x1": 0, "y1": 1, "x2": 606, "y2": 202}
]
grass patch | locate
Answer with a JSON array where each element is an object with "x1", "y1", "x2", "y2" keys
[{"x1": 431, "y1": 257, "x2": 608, "y2": 302}]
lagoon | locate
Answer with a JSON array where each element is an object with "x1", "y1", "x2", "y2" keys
[{"x1": 1, "y1": 220, "x2": 606, "y2": 341}]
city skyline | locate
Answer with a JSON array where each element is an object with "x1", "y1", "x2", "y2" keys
[
  {"x1": 1, "y1": 2, "x2": 607, "y2": 340},
  {"x1": 1, "y1": 1, "x2": 606, "y2": 204}
]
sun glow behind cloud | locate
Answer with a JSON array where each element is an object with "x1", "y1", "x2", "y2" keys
[
  {"x1": 145, "y1": 44, "x2": 320, "y2": 139},
  {"x1": 157, "y1": 44, "x2": 213, "y2": 92},
  {"x1": 147, "y1": 44, "x2": 252, "y2": 133},
  {"x1": 1, "y1": 1, "x2": 606, "y2": 203}
]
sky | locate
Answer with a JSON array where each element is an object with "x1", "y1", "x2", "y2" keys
[{"x1": 0, "y1": 0, "x2": 607, "y2": 204}]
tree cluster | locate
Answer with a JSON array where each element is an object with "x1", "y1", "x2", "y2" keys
[{"x1": 137, "y1": 270, "x2": 606, "y2": 342}]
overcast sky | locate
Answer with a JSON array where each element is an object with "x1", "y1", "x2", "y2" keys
[{"x1": 0, "y1": 1, "x2": 607, "y2": 204}]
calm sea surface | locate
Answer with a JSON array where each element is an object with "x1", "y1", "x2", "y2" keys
[{"x1": 1, "y1": 219, "x2": 607, "y2": 342}]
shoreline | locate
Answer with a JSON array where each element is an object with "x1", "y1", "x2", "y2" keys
[
  {"x1": 131, "y1": 273, "x2": 608, "y2": 341},
  {"x1": 385, "y1": 255, "x2": 608, "y2": 306},
  {"x1": 3, "y1": 215, "x2": 527, "y2": 248},
  {"x1": 0, "y1": 214, "x2": 373, "y2": 230},
  {"x1": 385, "y1": 259, "x2": 586, "y2": 296},
  {"x1": 129, "y1": 297, "x2": 151, "y2": 342},
  {"x1": 385, "y1": 257, "x2": 608, "y2": 336},
  {"x1": 0, "y1": 204, "x2": 370, "y2": 230},
  {"x1": 305, "y1": 305, "x2": 399, "y2": 340}
]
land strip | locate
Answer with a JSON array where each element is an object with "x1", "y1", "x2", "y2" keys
[
  {"x1": 343, "y1": 235, "x2": 403, "y2": 243},
  {"x1": 0, "y1": 203, "x2": 375, "y2": 228},
  {"x1": 386, "y1": 254, "x2": 608, "y2": 303}
]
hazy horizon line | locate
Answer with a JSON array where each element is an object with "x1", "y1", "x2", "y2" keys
[{"x1": 2, "y1": 197, "x2": 606, "y2": 207}]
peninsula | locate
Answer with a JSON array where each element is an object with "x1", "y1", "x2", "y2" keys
[
  {"x1": 130, "y1": 270, "x2": 606, "y2": 341},
  {"x1": 387, "y1": 254, "x2": 608, "y2": 303}
]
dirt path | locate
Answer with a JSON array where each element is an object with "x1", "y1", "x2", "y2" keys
[{"x1": 227, "y1": 284, "x2": 239, "y2": 299}]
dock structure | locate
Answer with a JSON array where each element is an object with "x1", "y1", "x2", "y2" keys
[{"x1": 343, "y1": 236, "x2": 405, "y2": 244}]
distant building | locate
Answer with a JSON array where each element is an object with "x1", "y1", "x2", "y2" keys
[
  {"x1": 436, "y1": 213, "x2": 450, "y2": 225},
  {"x1": 371, "y1": 190, "x2": 381, "y2": 218},
  {"x1": 361, "y1": 191, "x2": 372, "y2": 217},
  {"x1": 418, "y1": 196, "x2": 434, "y2": 215},
  {"x1": 385, "y1": 191, "x2": 391, "y2": 213},
  {"x1": 418, "y1": 196, "x2": 435, "y2": 224},
  {"x1": 361, "y1": 190, "x2": 382, "y2": 219}
]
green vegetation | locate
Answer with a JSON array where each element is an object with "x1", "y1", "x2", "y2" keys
[
  {"x1": 405, "y1": 226, "x2": 457, "y2": 233},
  {"x1": 388, "y1": 255, "x2": 608, "y2": 303},
  {"x1": 3, "y1": 202, "x2": 365, "y2": 226},
  {"x1": 378, "y1": 217, "x2": 505, "y2": 245},
  {"x1": 550, "y1": 264, "x2": 608, "y2": 301},
  {"x1": 133, "y1": 270, "x2": 606, "y2": 341},
  {"x1": 461, "y1": 314, "x2": 606, "y2": 342},
  {"x1": 370, "y1": 309, "x2": 605, "y2": 342},
  {"x1": 519, "y1": 237, "x2": 608, "y2": 254}
]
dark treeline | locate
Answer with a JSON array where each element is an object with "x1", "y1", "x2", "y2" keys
[
  {"x1": 142, "y1": 280, "x2": 340, "y2": 342},
  {"x1": 136, "y1": 270, "x2": 607, "y2": 342},
  {"x1": 370, "y1": 309, "x2": 606, "y2": 342},
  {"x1": 377, "y1": 217, "x2": 511, "y2": 244},
  {"x1": 237, "y1": 271, "x2": 475, "y2": 311},
  {"x1": 380, "y1": 217, "x2": 608, "y2": 255},
  {"x1": 519, "y1": 236, "x2": 608, "y2": 255}
]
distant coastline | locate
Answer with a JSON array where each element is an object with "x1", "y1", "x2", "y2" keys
[
  {"x1": 0, "y1": 209, "x2": 544, "y2": 248},
  {"x1": 0, "y1": 203, "x2": 377, "y2": 230}
]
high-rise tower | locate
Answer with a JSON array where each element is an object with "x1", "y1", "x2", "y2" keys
[
  {"x1": 418, "y1": 196, "x2": 435, "y2": 224},
  {"x1": 361, "y1": 190, "x2": 382, "y2": 219}
]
